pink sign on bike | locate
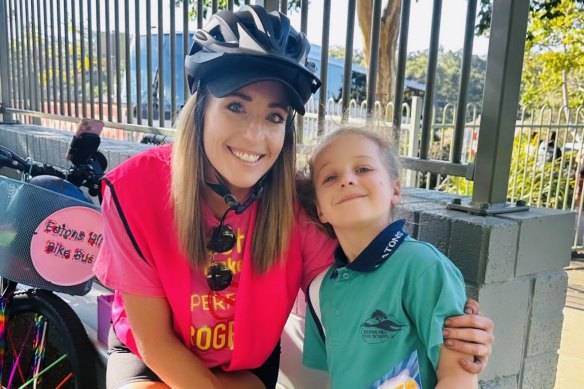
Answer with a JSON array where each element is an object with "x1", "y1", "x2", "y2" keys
[{"x1": 30, "y1": 206, "x2": 103, "y2": 286}]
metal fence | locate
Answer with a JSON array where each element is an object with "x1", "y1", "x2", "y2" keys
[
  {"x1": 310, "y1": 99, "x2": 584, "y2": 207},
  {"x1": 282, "y1": 94, "x2": 584, "y2": 249},
  {"x1": 0, "y1": 1, "x2": 533, "y2": 207}
]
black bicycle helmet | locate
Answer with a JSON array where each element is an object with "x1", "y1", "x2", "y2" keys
[{"x1": 184, "y1": 5, "x2": 321, "y2": 115}]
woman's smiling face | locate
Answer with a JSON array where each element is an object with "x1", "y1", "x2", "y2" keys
[{"x1": 203, "y1": 81, "x2": 290, "y2": 197}]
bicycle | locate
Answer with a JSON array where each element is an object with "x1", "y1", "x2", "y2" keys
[{"x1": 0, "y1": 129, "x2": 107, "y2": 389}]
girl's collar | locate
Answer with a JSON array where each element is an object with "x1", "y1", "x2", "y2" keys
[{"x1": 332, "y1": 219, "x2": 408, "y2": 274}]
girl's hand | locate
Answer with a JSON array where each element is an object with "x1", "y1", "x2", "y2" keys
[{"x1": 443, "y1": 299, "x2": 494, "y2": 374}]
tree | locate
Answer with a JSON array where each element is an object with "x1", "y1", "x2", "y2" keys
[
  {"x1": 355, "y1": 0, "x2": 584, "y2": 108},
  {"x1": 357, "y1": 0, "x2": 401, "y2": 104},
  {"x1": 475, "y1": 0, "x2": 584, "y2": 37},
  {"x1": 328, "y1": 45, "x2": 366, "y2": 67},
  {"x1": 405, "y1": 49, "x2": 487, "y2": 113},
  {"x1": 520, "y1": 1, "x2": 584, "y2": 109}
]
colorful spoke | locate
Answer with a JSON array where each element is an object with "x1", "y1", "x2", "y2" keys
[
  {"x1": 6, "y1": 325, "x2": 26, "y2": 384},
  {"x1": 0, "y1": 298, "x2": 7, "y2": 381},
  {"x1": 7, "y1": 320, "x2": 35, "y2": 389},
  {"x1": 0, "y1": 294, "x2": 87, "y2": 388},
  {"x1": 16, "y1": 353, "x2": 68, "y2": 389},
  {"x1": 54, "y1": 372, "x2": 73, "y2": 389},
  {"x1": 30, "y1": 316, "x2": 48, "y2": 386}
]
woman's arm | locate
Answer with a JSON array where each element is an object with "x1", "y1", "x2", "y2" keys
[
  {"x1": 122, "y1": 293, "x2": 264, "y2": 389},
  {"x1": 444, "y1": 299, "x2": 494, "y2": 373},
  {"x1": 435, "y1": 346, "x2": 478, "y2": 389}
]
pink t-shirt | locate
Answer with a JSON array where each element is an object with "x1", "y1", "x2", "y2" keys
[{"x1": 93, "y1": 145, "x2": 335, "y2": 370}]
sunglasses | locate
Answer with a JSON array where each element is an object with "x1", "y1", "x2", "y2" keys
[{"x1": 206, "y1": 215, "x2": 237, "y2": 292}]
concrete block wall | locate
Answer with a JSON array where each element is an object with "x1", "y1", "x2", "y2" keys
[
  {"x1": 0, "y1": 124, "x2": 575, "y2": 389},
  {"x1": 400, "y1": 187, "x2": 574, "y2": 389}
]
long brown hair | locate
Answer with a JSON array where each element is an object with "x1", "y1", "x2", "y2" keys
[{"x1": 171, "y1": 88, "x2": 297, "y2": 272}]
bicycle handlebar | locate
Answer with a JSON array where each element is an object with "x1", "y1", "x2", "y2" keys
[
  {"x1": 0, "y1": 145, "x2": 28, "y2": 171},
  {"x1": 30, "y1": 162, "x2": 68, "y2": 179},
  {"x1": 0, "y1": 143, "x2": 105, "y2": 198}
]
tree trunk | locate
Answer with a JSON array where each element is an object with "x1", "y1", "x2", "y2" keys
[
  {"x1": 561, "y1": 69, "x2": 569, "y2": 108},
  {"x1": 357, "y1": 0, "x2": 401, "y2": 105}
]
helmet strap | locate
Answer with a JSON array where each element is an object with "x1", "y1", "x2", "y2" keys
[{"x1": 205, "y1": 172, "x2": 265, "y2": 215}]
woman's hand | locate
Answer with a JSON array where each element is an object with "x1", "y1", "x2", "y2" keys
[{"x1": 443, "y1": 299, "x2": 494, "y2": 374}]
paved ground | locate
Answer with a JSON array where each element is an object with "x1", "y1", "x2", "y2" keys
[{"x1": 554, "y1": 260, "x2": 584, "y2": 389}]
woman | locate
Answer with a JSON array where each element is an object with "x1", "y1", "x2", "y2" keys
[{"x1": 93, "y1": 5, "x2": 493, "y2": 389}]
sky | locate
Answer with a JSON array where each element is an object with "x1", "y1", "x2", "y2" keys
[
  {"x1": 92, "y1": 0, "x2": 490, "y2": 55},
  {"x1": 287, "y1": 0, "x2": 490, "y2": 55}
]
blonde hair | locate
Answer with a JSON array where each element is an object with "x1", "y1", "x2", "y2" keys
[
  {"x1": 171, "y1": 88, "x2": 297, "y2": 272},
  {"x1": 297, "y1": 127, "x2": 401, "y2": 237}
]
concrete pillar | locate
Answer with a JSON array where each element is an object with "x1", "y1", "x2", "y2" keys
[{"x1": 400, "y1": 187, "x2": 574, "y2": 388}]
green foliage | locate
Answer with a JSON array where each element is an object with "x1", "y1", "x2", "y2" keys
[
  {"x1": 328, "y1": 45, "x2": 366, "y2": 67},
  {"x1": 437, "y1": 175, "x2": 473, "y2": 197},
  {"x1": 404, "y1": 49, "x2": 487, "y2": 114},
  {"x1": 475, "y1": 0, "x2": 584, "y2": 37},
  {"x1": 475, "y1": 0, "x2": 584, "y2": 109},
  {"x1": 520, "y1": 1, "x2": 584, "y2": 108},
  {"x1": 440, "y1": 133, "x2": 580, "y2": 210},
  {"x1": 506, "y1": 135, "x2": 578, "y2": 209}
]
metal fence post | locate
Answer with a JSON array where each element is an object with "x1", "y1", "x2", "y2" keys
[
  {"x1": 0, "y1": 0, "x2": 14, "y2": 123},
  {"x1": 316, "y1": 0, "x2": 331, "y2": 136},
  {"x1": 470, "y1": 0, "x2": 530, "y2": 207},
  {"x1": 404, "y1": 96, "x2": 423, "y2": 187}
]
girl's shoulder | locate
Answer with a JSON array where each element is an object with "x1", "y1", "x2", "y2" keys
[{"x1": 398, "y1": 237, "x2": 458, "y2": 273}]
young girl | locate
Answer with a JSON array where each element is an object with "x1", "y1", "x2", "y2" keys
[{"x1": 302, "y1": 128, "x2": 479, "y2": 389}]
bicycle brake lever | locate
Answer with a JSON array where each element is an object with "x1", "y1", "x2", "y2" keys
[{"x1": 0, "y1": 147, "x2": 25, "y2": 170}]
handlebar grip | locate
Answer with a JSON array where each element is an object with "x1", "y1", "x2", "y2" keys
[
  {"x1": 0, "y1": 145, "x2": 25, "y2": 170},
  {"x1": 29, "y1": 162, "x2": 67, "y2": 179},
  {"x1": 0, "y1": 153, "x2": 15, "y2": 168}
]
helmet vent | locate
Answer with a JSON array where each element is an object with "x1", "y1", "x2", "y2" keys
[
  {"x1": 271, "y1": 16, "x2": 281, "y2": 40},
  {"x1": 208, "y1": 25, "x2": 224, "y2": 41},
  {"x1": 286, "y1": 36, "x2": 299, "y2": 56}
]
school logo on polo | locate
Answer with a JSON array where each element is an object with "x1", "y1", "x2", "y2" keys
[{"x1": 360, "y1": 309, "x2": 404, "y2": 344}]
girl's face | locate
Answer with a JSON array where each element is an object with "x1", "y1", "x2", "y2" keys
[
  {"x1": 312, "y1": 134, "x2": 401, "y2": 232},
  {"x1": 203, "y1": 81, "x2": 290, "y2": 197}
]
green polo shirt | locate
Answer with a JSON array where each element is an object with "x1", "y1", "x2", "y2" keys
[{"x1": 303, "y1": 220, "x2": 466, "y2": 389}]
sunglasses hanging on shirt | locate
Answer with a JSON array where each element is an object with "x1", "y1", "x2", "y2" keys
[
  {"x1": 204, "y1": 173, "x2": 265, "y2": 293},
  {"x1": 206, "y1": 208, "x2": 237, "y2": 292}
]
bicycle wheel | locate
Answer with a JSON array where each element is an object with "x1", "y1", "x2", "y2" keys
[{"x1": 1, "y1": 289, "x2": 97, "y2": 389}]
